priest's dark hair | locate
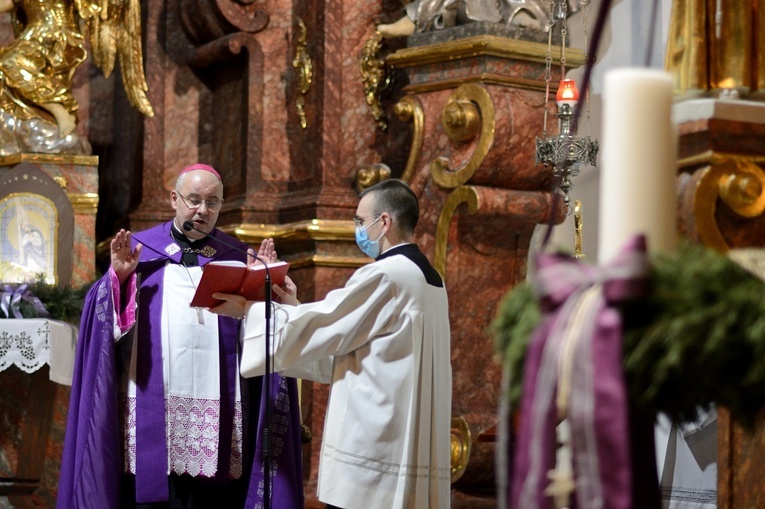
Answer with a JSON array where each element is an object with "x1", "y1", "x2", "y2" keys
[{"x1": 359, "y1": 178, "x2": 419, "y2": 234}]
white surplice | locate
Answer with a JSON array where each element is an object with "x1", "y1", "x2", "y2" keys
[
  {"x1": 242, "y1": 252, "x2": 452, "y2": 509},
  {"x1": 117, "y1": 264, "x2": 243, "y2": 478}
]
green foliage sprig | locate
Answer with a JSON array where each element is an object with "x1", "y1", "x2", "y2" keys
[
  {"x1": 491, "y1": 282, "x2": 539, "y2": 409},
  {"x1": 1, "y1": 276, "x2": 92, "y2": 325},
  {"x1": 492, "y1": 243, "x2": 765, "y2": 428}
]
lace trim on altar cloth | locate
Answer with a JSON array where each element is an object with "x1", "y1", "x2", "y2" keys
[
  {"x1": 121, "y1": 394, "x2": 243, "y2": 478},
  {"x1": 0, "y1": 320, "x2": 51, "y2": 374}
]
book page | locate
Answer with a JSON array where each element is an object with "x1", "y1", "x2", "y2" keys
[{"x1": 206, "y1": 260, "x2": 246, "y2": 268}]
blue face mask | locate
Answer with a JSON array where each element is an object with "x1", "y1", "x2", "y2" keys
[{"x1": 355, "y1": 215, "x2": 383, "y2": 258}]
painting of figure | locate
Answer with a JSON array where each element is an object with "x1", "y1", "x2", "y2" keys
[{"x1": 0, "y1": 194, "x2": 57, "y2": 284}]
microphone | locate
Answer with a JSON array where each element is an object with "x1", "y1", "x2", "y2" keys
[
  {"x1": 182, "y1": 220, "x2": 254, "y2": 259},
  {"x1": 183, "y1": 219, "x2": 275, "y2": 509}
]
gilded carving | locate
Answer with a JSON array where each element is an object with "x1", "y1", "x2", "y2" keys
[
  {"x1": 688, "y1": 154, "x2": 765, "y2": 252},
  {"x1": 442, "y1": 98, "x2": 480, "y2": 142},
  {"x1": 430, "y1": 84, "x2": 495, "y2": 189},
  {"x1": 360, "y1": 31, "x2": 395, "y2": 131},
  {"x1": 0, "y1": 0, "x2": 153, "y2": 155},
  {"x1": 450, "y1": 416, "x2": 471, "y2": 483},
  {"x1": 292, "y1": 18, "x2": 312, "y2": 129},
  {"x1": 574, "y1": 200, "x2": 584, "y2": 259},
  {"x1": 434, "y1": 186, "x2": 479, "y2": 278},
  {"x1": 355, "y1": 163, "x2": 392, "y2": 192},
  {"x1": 0, "y1": 153, "x2": 99, "y2": 167},
  {"x1": 68, "y1": 192, "x2": 99, "y2": 214},
  {"x1": 52, "y1": 175, "x2": 68, "y2": 190},
  {"x1": 394, "y1": 95, "x2": 424, "y2": 184}
]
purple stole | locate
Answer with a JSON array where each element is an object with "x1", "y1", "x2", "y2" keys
[{"x1": 507, "y1": 235, "x2": 660, "y2": 509}]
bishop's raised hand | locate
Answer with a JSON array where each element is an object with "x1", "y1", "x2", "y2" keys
[
  {"x1": 111, "y1": 229, "x2": 142, "y2": 287},
  {"x1": 248, "y1": 237, "x2": 278, "y2": 268}
]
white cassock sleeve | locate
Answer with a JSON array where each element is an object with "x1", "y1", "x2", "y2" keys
[{"x1": 240, "y1": 265, "x2": 397, "y2": 383}]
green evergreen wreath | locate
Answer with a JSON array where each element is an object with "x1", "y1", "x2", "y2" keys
[{"x1": 492, "y1": 243, "x2": 765, "y2": 428}]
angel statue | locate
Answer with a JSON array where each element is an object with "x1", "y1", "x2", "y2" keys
[
  {"x1": 0, "y1": 0, "x2": 153, "y2": 156},
  {"x1": 377, "y1": 0, "x2": 588, "y2": 38}
]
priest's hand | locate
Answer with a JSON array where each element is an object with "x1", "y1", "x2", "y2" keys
[
  {"x1": 249, "y1": 237, "x2": 277, "y2": 268},
  {"x1": 209, "y1": 292, "x2": 247, "y2": 318},
  {"x1": 111, "y1": 229, "x2": 142, "y2": 287},
  {"x1": 273, "y1": 276, "x2": 299, "y2": 306}
]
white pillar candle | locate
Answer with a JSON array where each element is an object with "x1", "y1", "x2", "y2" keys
[{"x1": 598, "y1": 68, "x2": 678, "y2": 263}]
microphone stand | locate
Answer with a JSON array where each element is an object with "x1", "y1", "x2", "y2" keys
[
  {"x1": 262, "y1": 264, "x2": 272, "y2": 509},
  {"x1": 181, "y1": 221, "x2": 274, "y2": 508}
]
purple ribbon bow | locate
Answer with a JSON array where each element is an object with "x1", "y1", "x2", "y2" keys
[
  {"x1": 509, "y1": 235, "x2": 652, "y2": 509},
  {"x1": 1, "y1": 284, "x2": 50, "y2": 319}
]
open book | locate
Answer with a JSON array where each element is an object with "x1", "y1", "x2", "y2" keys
[{"x1": 190, "y1": 260, "x2": 290, "y2": 308}]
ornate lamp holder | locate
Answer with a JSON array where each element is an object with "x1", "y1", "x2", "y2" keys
[
  {"x1": 536, "y1": 78, "x2": 599, "y2": 214},
  {"x1": 534, "y1": 0, "x2": 598, "y2": 216}
]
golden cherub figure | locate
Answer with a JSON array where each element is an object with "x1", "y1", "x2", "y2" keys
[{"x1": 0, "y1": 0, "x2": 153, "y2": 155}]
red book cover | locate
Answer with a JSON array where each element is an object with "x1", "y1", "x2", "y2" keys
[{"x1": 190, "y1": 260, "x2": 290, "y2": 308}]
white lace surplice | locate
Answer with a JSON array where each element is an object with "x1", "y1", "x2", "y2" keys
[{"x1": 120, "y1": 264, "x2": 243, "y2": 478}]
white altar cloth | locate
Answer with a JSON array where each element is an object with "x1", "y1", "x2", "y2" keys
[
  {"x1": 0, "y1": 318, "x2": 77, "y2": 386},
  {"x1": 656, "y1": 410, "x2": 717, "y2": 509}
]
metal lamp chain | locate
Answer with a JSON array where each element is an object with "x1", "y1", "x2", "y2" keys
[
  {"x1": 582, "y1": 0, "x2": 592, "y2": 136},
  {"x1": 542, "y1": 0, "x2": 557, "y2": 138},
  {"x1": 536, "y1": 0, "x2": 599, "y2": 216},
  {"x1": 559, "y1": 1, "x2": 568, "y2": 79}
]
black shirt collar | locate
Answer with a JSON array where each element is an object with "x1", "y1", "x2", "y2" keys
[
  {"x1": 375, "y1": 243, "x2": 444, "y2": 288},
  {"x1": 170, "y1": 222, "x2": 208, "y2": 266}
]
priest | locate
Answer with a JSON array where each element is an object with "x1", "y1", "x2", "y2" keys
[{"x1": 57, "y1": 164, "x2": 304, "y2": 509}]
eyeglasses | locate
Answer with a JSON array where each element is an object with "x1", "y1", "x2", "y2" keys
[
  {"x1": 177, "y1": 191, "x2": 223, "y2": 211},
  {"x1": 353, "y1": 214, "x2": 380, "y2": 228}
]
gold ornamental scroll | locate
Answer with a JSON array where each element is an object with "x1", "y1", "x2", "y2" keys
[{"x1": 687, "y1": 153, "x2": 765, "y2": 253}]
